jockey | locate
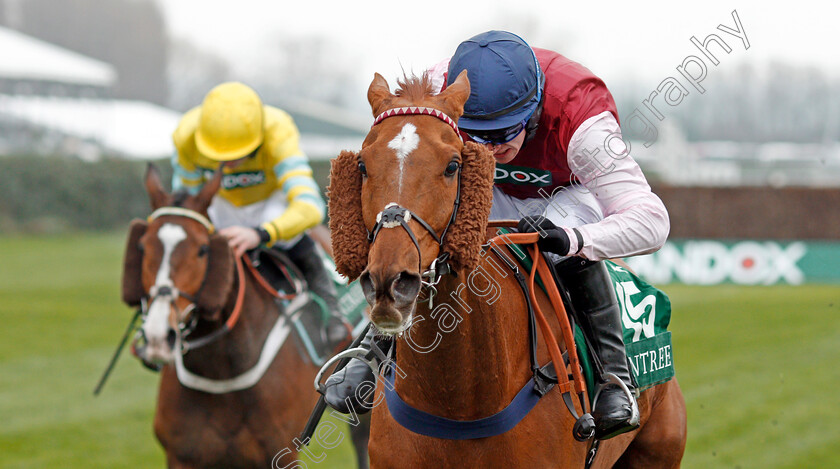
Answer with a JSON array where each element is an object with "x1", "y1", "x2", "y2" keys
[
  {"x1": 324, "y1": 31, "x2": 669, "y2": 440},
  {"x1": 171, "y1": 81, "x2": 349, "y2": 346}
]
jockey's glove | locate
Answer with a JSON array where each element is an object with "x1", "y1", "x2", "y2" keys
[{"x1": 517, "y1": 216, "x2": 571, "y2": 256}]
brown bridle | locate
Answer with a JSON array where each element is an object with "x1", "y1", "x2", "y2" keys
[
  {"x1": 366, "y1": 106, "x2": 464, "y2": 305},
  {"x1": 132, "y1": 207, "x2": 246, "y2": 362}
]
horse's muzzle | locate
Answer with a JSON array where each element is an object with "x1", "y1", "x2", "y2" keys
[
  {"x1": 133, "y1": 329, "x2": 177, "y2": 366},
  {"x1": 360, "y1": 269, "x2": 421, "y2": 335}
]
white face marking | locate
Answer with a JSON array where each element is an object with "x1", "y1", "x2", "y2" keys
[
  {"x1": 143, "y1": 223, "x2": 187, "y2": 347},
  {"x1": 387, "y1": 123, "x2": 419, "y2": 192},
  {"x1": 154, "y1": 223, "x2": 186, "y2": 286}
]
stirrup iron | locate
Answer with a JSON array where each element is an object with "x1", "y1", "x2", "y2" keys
[
  {"x1": 591, "y1": 372, "x2": 640, "y2": 427},
  {"x1": 313, "y1": 346, "x2": 383, "y2": 393}
]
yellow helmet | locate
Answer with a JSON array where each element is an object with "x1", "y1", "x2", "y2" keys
[{"x1": 195, "y1": 82, "x2": 264, "y2": 162}]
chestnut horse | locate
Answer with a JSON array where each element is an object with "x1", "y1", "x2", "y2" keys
[
  {"x1": 121, "y1": 166, "x2": 369, "y2": 468},
  {"x1": 327, "y1": 72, "x2": 686, "y2": 468}
]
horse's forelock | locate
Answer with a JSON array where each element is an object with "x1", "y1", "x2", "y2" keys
[
  {"x1": 171, "y1": 189, "x2": 214, "y2": 219},
  {"x1": 391, "y1": 72, "x2": 467, "y2": 124},
  {"x1": 172, "y1": 190, "x2": 190, "y2": 208},
  {"x1": 394, "y1": 73, "x2": 435, "y2": 102}
]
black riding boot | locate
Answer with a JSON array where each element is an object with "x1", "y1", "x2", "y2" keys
[
  {"x1": 323, "y1": 327, "x2": 392, "y2": 414},
  {"x1": 558, "y1": 259, "x2": 640, "y2": 440},
  {"x1": 286, "y1": 235, "x2": 349, "y2": 346}
]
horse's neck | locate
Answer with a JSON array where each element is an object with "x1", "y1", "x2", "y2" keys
[
  {"x1": 180, "y1": 272, "x2": 275, "y2": 376},
  {"x1": 394, "y1": 260, "x2": 533, "y2": 420}
]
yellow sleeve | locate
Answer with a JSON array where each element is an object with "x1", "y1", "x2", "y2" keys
[
  {"x1": 171, "y1": 107, "x2": 206, "y2": 193},
  {"x1": 259, "y1": 107, "x2": 326, "y2": 244},
  {"x1": 260, "y1": 198, "x2": 324, "y2": 244}
]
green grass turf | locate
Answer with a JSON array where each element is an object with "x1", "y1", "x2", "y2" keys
[
  {"x1": 0, "y1": 232, "x2": 837, "y2": 467},
  {"x1": 0, "y1": 232, "x2": 357, "y2": 468},
  {"x1": 668, "y1": 283, "x2": 840, "y2": 469}
]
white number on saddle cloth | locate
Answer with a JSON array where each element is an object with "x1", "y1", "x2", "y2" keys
[{"x1": 614, "y1": 279, "x2": 657, "y2": 343}]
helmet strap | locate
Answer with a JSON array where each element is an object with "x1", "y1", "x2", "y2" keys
[
  {"x1": 522, "y1": 60, "x2": 546, "y2": 145},
  {"x1": 523, "y1": 86, "x2": 545, "y2": 144}
]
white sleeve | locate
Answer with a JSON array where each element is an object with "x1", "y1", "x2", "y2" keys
[
  {"x1": 564, "y1": 111, "x2": 670, "y2": 261},
  {"x1": 426, "y1": 58, "x2": 450, "y2": 95}
]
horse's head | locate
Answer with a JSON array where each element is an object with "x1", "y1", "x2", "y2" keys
[
  {"x1": 121, "y1": 165, "x2": 234, "y2": 365},
  {"x1": 328, "y1": 72, "x2": 495, "y2": 335}
]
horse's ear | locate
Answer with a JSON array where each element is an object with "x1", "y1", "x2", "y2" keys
[
  {"x1": 144, "y1": 163, "x2": 169, "y2": 210},
  {"x1": 195, "y1": 168, "x2": 223, "y2": 213},
  {"x1": 368, "y1": 73, "x2": 394, "y2": 117},
  {"x1": 437, "y1": 70, "x2": 470, "y2": 121},
  {"x1": 196, "y1": 233, "x2": 234, "y2": 314},
  {"x1": 441, "y1": 141, "x2": 495, "y2": 272},
  {"x1": 122, "y1": 219, "x2": 148, "y2": 306},
  {"x1": 328, "y1": 150, "x2": 369, "y2": 281}
]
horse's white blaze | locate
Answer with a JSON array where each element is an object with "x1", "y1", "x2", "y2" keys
[
  {"x1": 387, "y1": 123, "x2": 419, "y2": 192},
  {"x1": 144, "y1": 223, "x2": 186, "y2": 346}
]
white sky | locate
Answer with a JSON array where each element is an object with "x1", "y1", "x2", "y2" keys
[{"x1": 161, "y1": 0, "x2": 838, "y2": 97}]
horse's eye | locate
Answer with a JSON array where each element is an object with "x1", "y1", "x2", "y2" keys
[
  {"x1": 358, "y1": 161, "x2": 367, "y2": 176},
  {"x1": 198, "y1": 245, "x2": 209, "y2": 257},
  {"x1": 444, "y1": 161, "x2": 460, "y2": 177},
  {"x1": 137, "y1": 242, "x2": 144, "y2": 253}
]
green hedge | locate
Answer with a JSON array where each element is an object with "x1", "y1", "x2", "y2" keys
[
  {"x1": 0, "y1": 155, "x2": 164, "y2": 232},
  {"x1": 0, "y1": 155, "x2": 334, "y2": 233}
]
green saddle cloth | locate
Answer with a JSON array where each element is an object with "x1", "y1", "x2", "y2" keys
[{"x1": 499, "y1": 239, "x2": 675, "y2": 400}]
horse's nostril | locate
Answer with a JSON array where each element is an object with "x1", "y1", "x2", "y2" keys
[
  {"x1": 167, "y1": 329, "x2": 177, "y2": 349},
  {"x1": 392, "y1": 272, "x2": 421, "y2": 304},
  {"x1": 360, "y1": 272, "x2": 376, "y2": 305}
]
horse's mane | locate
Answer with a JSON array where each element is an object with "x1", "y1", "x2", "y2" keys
[{"x1": 394, "y1": 73, "x2": 436, "y2": 102}]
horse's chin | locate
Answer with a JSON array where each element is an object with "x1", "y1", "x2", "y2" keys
[
  {"x1": 369, "y1": 301, "x2": 416, "y2": 337},
  {"x1": 138, "y1": 343, "x2": 175, "y2": 365}
]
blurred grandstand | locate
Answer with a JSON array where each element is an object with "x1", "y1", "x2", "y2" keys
[
  {"x1": 2, "y1": 20, "x2": 838, "y2": 286},
  {"x1": 633, "y1": 120, "x2": 840, "y2": 188},
  {"x1": 0, "y1": 26, "x2": 367, "y2": 162}
]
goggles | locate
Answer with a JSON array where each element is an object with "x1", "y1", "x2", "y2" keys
[
  {"x1": 243, "y1": 144, "x2": 261, "y2": 159},
  {"x1": 462, "y1": 120, "x2": 526, "y2": 145},
  {"x1": 222, "y1": 144, "x2": 262, "y2": 168}
]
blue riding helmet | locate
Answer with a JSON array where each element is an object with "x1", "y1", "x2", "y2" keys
[{"x1": 447, "y1": 30, "x2": 544, "y2": 132}]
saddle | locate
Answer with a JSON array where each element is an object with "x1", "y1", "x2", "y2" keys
[
  {"x1": 247, "y1": 247, "x2": 368, "y2": 365},
  {"x1": 248, "y1": 247, "x2": 304, "y2": 297},
  {"x1": 247, "y1": 247, "x2": 335, "y2": 361}
]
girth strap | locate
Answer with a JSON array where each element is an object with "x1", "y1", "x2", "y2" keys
[{"x1": 382, "y1": 364, "x2": 550, "y2": 440}]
